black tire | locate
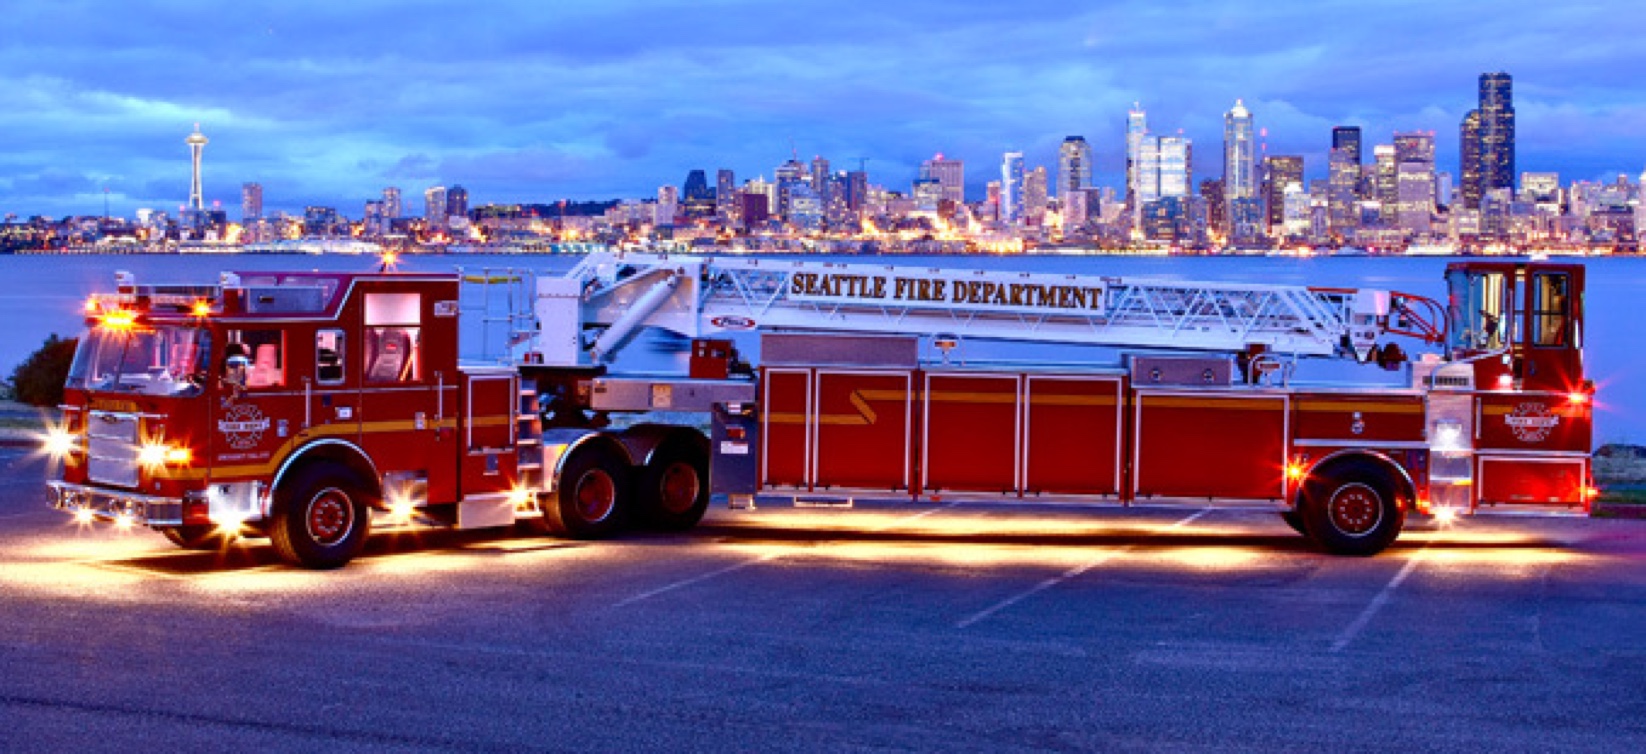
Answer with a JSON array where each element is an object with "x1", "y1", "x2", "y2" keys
[
  {"x1": 162, "y1": 524, "x2": 230, "y2": 551},
  {"x1": 1278, "y1": 510, "x2": 1307, "y2": 536},
  {"x1": 1300, "y1": 461, "x2": 1405, "y2": 556},
  {"x1": 540, "y1": 444, "x2": 630, "y2": 539},
  {"x1": 268, "y1": 462, "x2": 373, "y2": 569},
  {"x1": 637, "y1": 443, "x2": 710, "y2": 531}
]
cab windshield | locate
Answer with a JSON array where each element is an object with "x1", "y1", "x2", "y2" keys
[
  {"x1": 1446, "y1": 268, "x2": 1512, "y2": 352},
  {"x1": 66, "y1": 324, "x2": 212, "y2": 397}
]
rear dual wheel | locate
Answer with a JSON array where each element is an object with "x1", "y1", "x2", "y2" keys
[
  {"x1": 539, "y1": 445, "x2": 630, "y2": 539},
  {"x1": 636, "y1": 444, "x2": 709, "y2": 531}
]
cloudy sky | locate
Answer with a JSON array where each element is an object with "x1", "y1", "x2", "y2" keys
[{"x1": 2, "y1": 0, "x2": 1643, "y2": 218}]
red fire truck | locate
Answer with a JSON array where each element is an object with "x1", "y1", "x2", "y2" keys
[{"x1": 45, "y1": 254, "x2": 1593, "y2": 568}]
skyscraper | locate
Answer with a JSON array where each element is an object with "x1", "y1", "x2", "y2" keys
[
  {"x1": 240, "y1": 182, "x2": 262, "y2": 221},
  {"x1": 1126, "y1": 104, "x2": 1147, "y2": 207},
  {"x1": 383, "y1": 187, "x2": 402, "y2": 219},
  {"x1": 1331, "y1": 126, "x2": 1363, "y2": 166},
  {"x1": 186, "y1": 123, "x2": 209, "y2": 212},
  {"x1": 1460, "y1": 72, "x2": 1515, "y2": 209},
  {"x1": 1057, "y1": 137, "x2": 1092, "y2": 198},
  {"x1": 1024, "y1": 166, "x2": 1049, "y2": 225},
  {"x1": 1393, "y1": 131, "x2": 1436, "y2": 235},
  {"x1": 1158, "y1": 137, "x2": 1191, "y2": 198},
  {"x1": 1327, "y1": 148, "x2": 1359, "y2": 234},
  {"x1": 424, "y1": 186, "x2": 448, "y2": 228},
  {"x1": 810, "y1": 156, "x2": 830, "y2": 193},
  {"x1": 446, "y1": 185, "x2": 469, "y2": 220},
  {"x1": 1001, "y1": 151, "x2": 1025, "y2": 225},
  {"x1": 920, "y1": 154, "x2": 965, "y2": 205},
  {"x1": 1223, "y1": 100, "x2": 1256, "y2": 201},
  {"x1": 715, "y1": 169, "x2": 736, "y2": 221},
  {"x1": 1262, "y1": 156, "x2": 1304, "y2": 232}
]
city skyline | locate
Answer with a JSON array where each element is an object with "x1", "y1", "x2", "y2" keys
[{"x1": 2, "y1": 1, "x2": 1644, "y2": 217}]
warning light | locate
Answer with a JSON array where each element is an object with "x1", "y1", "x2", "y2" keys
[
  {"x1": 1567, "y1": 392, "x2": 1589, "y2": 406},
  {"x1": 1496, "y1": 374, "x2": 1514, "y2": 389},
  {"x1": 191, "y1": 300, "x2": 213, "y2": 318},
  {"x1": 1285, "y1": 462, "x2": 1307, "y2": 482},
  {"x1": 100, "y1": 310, "x2": 138, "y2": 331}
]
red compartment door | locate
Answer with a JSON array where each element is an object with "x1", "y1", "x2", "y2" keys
[
  {"x1": 923, "y1": 373, "x2": 1020, "y2": 493},
  {"x1": 1135, "y1": 392, "x2": 1287, "y2": 500},
  {"x1": 1024, "y1": 376, "x2": 1123, "y2": 496}
]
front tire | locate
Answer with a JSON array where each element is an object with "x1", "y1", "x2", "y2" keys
[
  {"x1": 269, "y1": 462, "x2": 372, "y2": 569},
  {"x1": 637, "y1": 443, "x2": 710, "y2": 531},
  {"x1": 540, "y1": 444, "x2": 630, "y2": 539},
  {"x1": 1301, "y1": 461, "x2": 1404, "y2": 556}
]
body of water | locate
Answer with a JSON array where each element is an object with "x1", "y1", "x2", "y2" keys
[{"x1": 2, "y1": 252, "x2": 1636, "y2": 444}]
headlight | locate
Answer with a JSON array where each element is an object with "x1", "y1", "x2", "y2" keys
[{"x1": 43, "y1": 428, "x2": 77, "y2": 458}]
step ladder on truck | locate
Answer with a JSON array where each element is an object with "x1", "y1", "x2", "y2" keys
[{"x1": 44, "y1": 254, "x2": 1593, "y2": 567}]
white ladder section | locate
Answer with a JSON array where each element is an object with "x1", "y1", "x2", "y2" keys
[{"x1": 533, "y1": 252, "x2": 1391, "y2": 366}]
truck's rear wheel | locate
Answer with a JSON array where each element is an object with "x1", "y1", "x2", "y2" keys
[
  {"x1": 1301, "y1": 461, "x2": 1404, "y2": 556},
  {"x1": 269, "y1": 462, "x2": 372, "y2": 569},
  {"x1": 541, "y1": 445, "x2": 629, "y2": 539},
  {"x1": 638, "y1": 443, "x2": 709, "y2": 531}
]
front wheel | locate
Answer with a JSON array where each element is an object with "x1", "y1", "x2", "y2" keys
[
  {"x1": 1301, "y1": 462, "x2": 1404, "y2": 556},
  {"x1": 269, "y1": 462, "x2": 373, "y2": 569}
]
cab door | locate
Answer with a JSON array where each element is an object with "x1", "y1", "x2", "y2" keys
[{"x1": 355, "y1": 285, "x2": 459, "y2": 505}]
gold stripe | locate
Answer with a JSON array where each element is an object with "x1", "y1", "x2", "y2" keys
[
  {"x1": 927, "y1": 391, "x2": 1017, "y2": 404},
  {"x1": 1294, "y1": 401, "x2": 1423, "y2": 414},
  {"x1": 1142, "y1": 396, "x2": 1284, "y2": 410},
  {"x1": 1029, "y1": 395, "x2": 1116, "y2": 407}
]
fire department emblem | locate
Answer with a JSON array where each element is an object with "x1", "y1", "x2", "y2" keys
[
  {"x1": 1505, "y1": 402, "x2": 1560, "y2": 443},
  {"x1": 218, "y1": 404, "x2": 272, "y2": 450}
]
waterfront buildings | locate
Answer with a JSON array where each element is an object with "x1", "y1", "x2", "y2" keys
[
  {"x1": 1000, "y1": 151, "x2": 1024, "y2": 225},
  {"x1": 920, "y1": 154, "x2": 965, "y2": 205},
  {"x1": 241, "y1": 183, "x2": 262, "y2": 221}
]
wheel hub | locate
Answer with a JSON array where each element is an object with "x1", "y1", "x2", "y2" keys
[
  {"x1": 658, "y1": 462, "x2": 700, "y2": 515},
  {"x1": 1328, "y1": 483, "x2": 1383, "y2": 537},
  {"x1": 306, "y1": 488, "x2": 354, "y2": 545},
  {"x1": 576, "y1": 470, "x2": 616, "y2": 523}
]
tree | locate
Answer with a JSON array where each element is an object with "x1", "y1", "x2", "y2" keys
[{"x1": 8, "y1": 334, "x2": 78, "y2": 407}]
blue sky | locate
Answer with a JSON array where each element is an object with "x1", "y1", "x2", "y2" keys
[{"x1": 2, "y1": 0, "x2": 1643, "y2": 218}]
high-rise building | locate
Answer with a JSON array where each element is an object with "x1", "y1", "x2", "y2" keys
[
  {"x1": 1393, "y1": 131, "x2": 1436, "y2": 235},
  {"x1": 682, "y1": 170, "x2": 714, "y2": 219},
  {"x1": 424, "y1": 186, "x2": 448, "y2": 228},
  {"x1": 1126, "y1": 103, "x2": 1147, "y2": 207},
  {"x1": 382, "y1": 187, "x2": 402, "y2": 219},
  {"x1": 1331, "y1": 126, "x2": 1363, "y2": 166},
  {"x1": 810, "y1": 156, "x2": 830, "y2": 193},
  {"x1": 1223, "y1": 100, "x2": 1257, "y2": 201},
  {"x1": 241, "y1": 182, "x2": 263, "y2": 221},
  {"x1": 1024, "y1": 166, "x2": 1049, "y2": 225},
  {"x1": 845, "y1": 170, "x2": 868, "y2": 214},
  {"x1": 1158, "y1": 137, "x2": 1192, "y2": 198},
  {"x1": 1327, "y1": 148, "x2": 1359, "y2": 235},
  {"x1": 1262, "y1": 155, "x2": 1304, "y2": 232},
  {"x1": 446, "y1": 185, "x2": 468, "y2": 221},
  {"x1": 1001, "y1": 151, "x2": 1025, "y2": 224},
  {"x1": 656, "y1": 185, "x2": 679, "y2": 226},
  {"x1": 1460, "y1": 72, "x2": 1515, "y2": 209},
  {"x1": 186, "y1": 123, "x2": 209, "y2": 212},
  {"x1": 716, "y1": 169, "x2": 737, "y2": 222},
  {"x1": 920, "y1": 153, "x2": 965, "y2": 205},
  {"x1": 1373, "y1": 145, "x2": 1398, "y2": 215},
  {"x1": 1057, "y1": 136, "x2": 1092, "y2": 198},
  {"x1": 1199, "y1": 179, "x2": 1226, "y2": 237}
]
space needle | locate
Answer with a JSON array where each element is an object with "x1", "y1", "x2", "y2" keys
[{"x1": 186, "y1": 123, "x2": 208, "y2": 211}]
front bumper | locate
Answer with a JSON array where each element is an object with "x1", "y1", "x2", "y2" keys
[{"x1": 48, "y1": 481, "x2": 199, "y2": 527}]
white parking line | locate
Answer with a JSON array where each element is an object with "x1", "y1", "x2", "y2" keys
[
  {"x1": 613, "y1": 501, "x2": 959, "y2": 608},
  {"x1": 1330, "y1": 547, "x2": 1427, "y2": 653},
  {"x1": 955, "y1": 508, "x2": 1213, "y2": 629}
]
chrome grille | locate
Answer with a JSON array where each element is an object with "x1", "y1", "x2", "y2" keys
[{"x1": 87, "y1": 411, "x2": 140, "y2": 488}]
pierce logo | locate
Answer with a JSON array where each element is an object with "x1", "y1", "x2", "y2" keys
[
  {"x1": 218, "y1": 404, "x2": 272, "y2": 450},
  {"x1": 711, "y1": 315, "x2": 756, "y2": 330},
  {"x1": 1505, "y1": 402, "x2": 1560, "y2": 443}
]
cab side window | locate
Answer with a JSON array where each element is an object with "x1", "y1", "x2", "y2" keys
[
  {"x1": 363, "y1": 293, "x2": 421, "y2": 384},
  {"x1": 229, "y1": 330, "x2": 285, "y2": 388},
  {"x1": 316, "y1": 329, "x2": 346, "y2": 385}
]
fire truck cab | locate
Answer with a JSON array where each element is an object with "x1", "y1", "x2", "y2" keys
[{"x1": 46, "y1": 269, "x2": 715, "y2": 568}]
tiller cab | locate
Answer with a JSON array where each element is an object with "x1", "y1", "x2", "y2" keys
[{"x1": 44, "y1": 256, "x2": 1592, "y2": 568}]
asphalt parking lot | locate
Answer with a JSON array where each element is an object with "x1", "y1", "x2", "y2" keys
[{"x1": 3, "y1": 447, "x2": 1645, "y2": 752}]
